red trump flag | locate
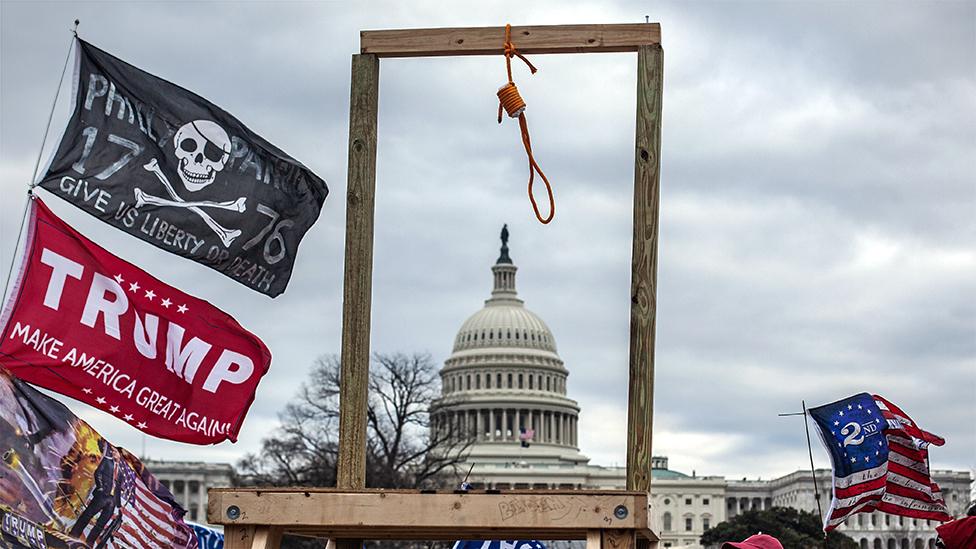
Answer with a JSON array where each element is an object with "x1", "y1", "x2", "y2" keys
[{"x1": 0, "y1": 197, "x2": 271, "y2": 444}]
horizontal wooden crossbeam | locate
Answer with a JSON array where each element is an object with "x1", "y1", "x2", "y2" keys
[
  {"x1": 360, "y1": 23, "x2": 661, "y2": 57},
  {"x1": 208, "y1": 489, "x2": 654, "y2": 540}
]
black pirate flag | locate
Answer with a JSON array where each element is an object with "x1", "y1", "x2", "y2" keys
[{"x1": 37, "y1": 39, "x2": 328, "y2": 297}]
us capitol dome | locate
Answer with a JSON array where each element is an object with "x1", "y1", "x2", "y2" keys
[
  {"x1": 425, "y1": 228, "x2": 973, "y2": 549},
  {"x1": 427, "y1": 230, "x2": 973, "y2": 548},
  {"x1": 431, "y1": 225, "x2": 591, "y2": 486}
]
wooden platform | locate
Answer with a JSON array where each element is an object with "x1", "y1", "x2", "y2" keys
[{"x1": 208, "y1": 489, "x2": 658, "y2": 548}]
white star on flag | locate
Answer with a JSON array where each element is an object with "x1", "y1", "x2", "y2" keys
[
  {"x1": 137, "y1": 422, "x2": 147, "y2": 429},
  {"x1": 857, "y1": 404, "x2": 863, "y2": 409},
  {"x1": 850, "y1": 457, "x2": 856, "y2": 463},
  {"x1": 123, "y1": 414, "x2": 133, "y2": 421},
  {"x1": 847, "y1": 404, "x2": 853, "y2": 410},
  {"x1": 114, "y1": 274, "x2": 124, "y2": 284},
  {"x1": 177, "y1": 304, "x2": 188, "y2": 314},
  {"x1": 109, "y1": 405, "x2": 120, "y2": 413},
  {"x1": 145, "y1": 289, "x2": 156, "y2": 300},
  {"x1": 129, "y1": 281, "x2": 140, "y2": 292},
  {"x1": 864, "y1": 456, "x2": 870, "y2": 462},
  {"x1": 82, "y1": 388, "x2": 92, "y2": 394},
  {"x1": 96, "y1": 397, "x2": 106, "y2": 404},
  {"x1": 839, "y1": 410, "x2": 845, "y2": 416},
  {"x1": 161, "y1": 298, "x2": 172, "y2": 308},
  {"x1": 834, "y1": 420, "x2": 839, "y2": 426}
]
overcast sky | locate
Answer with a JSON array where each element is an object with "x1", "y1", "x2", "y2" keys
[{"x1": 1, "y1": 1, "x2": 973, "y2": 485}]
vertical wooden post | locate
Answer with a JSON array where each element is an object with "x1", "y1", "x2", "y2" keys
[
  {"x1": 602, "y1": 529, "x2": 637, "y2": 549},
  {"x1": 337, "y1": 53, "x2": 380, "y2": 549},
  {"x1": 249, "y1": 527, "x2": 284, "y2": 549},
  {"x1": 586, "y1": 530, "x2": 602, "y2": 549},
  {"x1": 626, "y1": 44, "x2": 663, "y2": 495},
  {"x1": 223, "y1": 525, "x2": 256, "y2": 549}
]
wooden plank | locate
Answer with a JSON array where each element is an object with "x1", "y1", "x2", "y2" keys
[
  {"x1": 210, "y1": 488, "x2": 638, "y2": 496},
  {"x1": 639, "y1": 528, "x2": 660, "y2": 542},
  {"x1": 224, "y1": 525, "x2": 257, "y2": 549},
  {"x1": 250, "y1": 527, "x2": 283, "y2": 549},
  {"x1": 587, "y1": 531, "x2": 602, "y2": 549},
  {"x1": 209, "y1": 490, "x2": 647, "y2": 537},
  {"x1": 337, "y1": 53, "x2": 380, "y2": 491},
  {"x1": 337, "y1": 51, "x2": 380, "y2": 549},
  {"x1": 626, "y1": 44, "x2": 663, "y2": 495},
  {"x1": 283, "y1": 528, "x2": 593, "y2": 540},
  {"x1": 250, "y1": 527, "x2": 270, "y2": 549},
  {"x1": 361, "y1": 23, "x2": 660, "y2": 57},
  {"x1": 602, "y1": 530, "x2": 637, "y2": 549}
]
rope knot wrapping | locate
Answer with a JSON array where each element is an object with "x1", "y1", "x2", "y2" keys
[
  {"x1": 496, "y1": 24, "x2": 554, "y2": 224},
  {"x1": 497, "y1": 82, "x2": 526, "y2": 120}
]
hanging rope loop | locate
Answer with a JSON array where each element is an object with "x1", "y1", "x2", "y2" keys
[
  {"x1": 496, "y1": 24, "x2": 554, "y2": 224},
  {"x1": 496, "y1": 82, "x2": 526, "y2": 121}
]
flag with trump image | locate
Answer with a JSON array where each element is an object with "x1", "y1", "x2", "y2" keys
[
  {"x1": 809, "y1": 392, "x2": 952, "y2": 532},
  {"x1": 0, "y1": 370, "x2": 196, "y2": 548}
]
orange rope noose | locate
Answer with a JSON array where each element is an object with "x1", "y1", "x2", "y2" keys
[{"x1": 497, "y1": 24, "x2": 555, "y2": 224}]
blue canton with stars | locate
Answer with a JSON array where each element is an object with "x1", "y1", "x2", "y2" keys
[{"x1": 809, "y1": 392, "x2": 889, "y2": 477}]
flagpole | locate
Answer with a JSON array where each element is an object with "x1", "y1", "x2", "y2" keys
[
  {"x1": 780, "y1": 403, "x2": 828, "y2": 548},
  {"x1": 30, "y1": 20, "x2": 78, "y2": 187},
  {"x1": 802, "y1": 400, "x2": 828, "y2": 549},
  {"x1": 1, "y1": 194, "x2": 33, "y2": 309}
]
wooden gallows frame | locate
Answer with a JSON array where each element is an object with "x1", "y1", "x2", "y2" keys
[{"x1": 209, "y1": 22, "x2": 664, "y2": 549}]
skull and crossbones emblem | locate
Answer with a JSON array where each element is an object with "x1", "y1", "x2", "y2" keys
[{"x1": 135, "y1": 120, "x2": 246, "y2": 247}]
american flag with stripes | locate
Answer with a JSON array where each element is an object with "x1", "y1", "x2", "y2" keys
[
  {"x1": 0, "y1": 370, "x2": 197, "y2": 548},
  {"x1": 809, "y1": 393, "x2": 952, "y2": 532},
  {"x1": 105, "y1": 458, "x2": 197, "y2": 548}
]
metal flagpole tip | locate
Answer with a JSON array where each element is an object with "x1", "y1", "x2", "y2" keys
[{"x1": 72, "y1": 19, "x2": 79, "y2": 35}]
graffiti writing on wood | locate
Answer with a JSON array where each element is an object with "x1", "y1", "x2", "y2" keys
[{"x1": 498, "y1": 496, "x2": 568, "y2": 521}]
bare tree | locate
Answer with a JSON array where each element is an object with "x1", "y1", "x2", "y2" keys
[
  {"x1": 239, "y1": 352, "x2": 471, "y2": 490},
  {"x1": 237, "y1": 358, "x2": 341, "y2": 487}
]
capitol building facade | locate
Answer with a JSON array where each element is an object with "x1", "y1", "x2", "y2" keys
[
  {"x1": 430, "y1": 229, "x2": 973, "y2": 549},
  {"x1": 431, "y1": 226, "x2": 588, "y2": 480}
]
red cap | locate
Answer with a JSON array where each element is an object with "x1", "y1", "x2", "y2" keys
[
  {"x1": 936, "y1": 517, "x2": 976, "y2": 549},
  {"x1": 721, "y1": 534, "x2": 785, "y2": 549}
]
